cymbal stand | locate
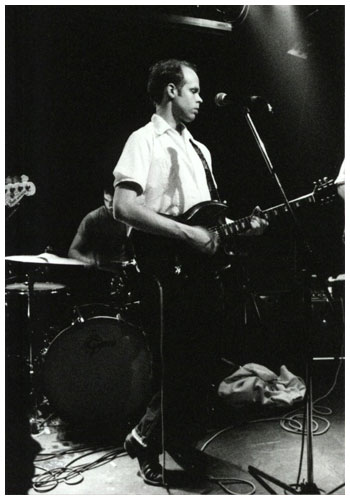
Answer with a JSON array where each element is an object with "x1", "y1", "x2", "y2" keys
[
  {"x1": 243, "y1": 106, "x2": 343, "y2": 494},
  {"x1": 24, "y1": 269, "x2": 42, "y2": 433},
  {"x1": 239, "y1": 261, "x2": 263, "y2": 328}
]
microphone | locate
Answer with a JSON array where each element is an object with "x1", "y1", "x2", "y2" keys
[{"x1": 214, "y1": 92, "x2": 273, "y2": 113}]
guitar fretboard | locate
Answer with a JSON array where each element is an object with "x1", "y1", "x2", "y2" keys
[{"x1": 213, "y1": 192, "x2": 315, "y2": 239}]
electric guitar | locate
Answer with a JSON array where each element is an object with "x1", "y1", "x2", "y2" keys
[{"x1": 132, "y1": 178, "x2": 337, "y2": 277}]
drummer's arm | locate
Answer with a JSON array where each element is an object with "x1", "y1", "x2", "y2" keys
[{"x1": 68, "y1": 233, "x2": 96, "y2": 266}]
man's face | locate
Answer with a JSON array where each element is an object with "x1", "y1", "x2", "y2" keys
[{"x1": 172, "y1": 66, "x2": 203, "y2": 123}]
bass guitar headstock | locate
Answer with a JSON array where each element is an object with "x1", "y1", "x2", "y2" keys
[{"x1": 5, "y1": 175, "x2": 36, "y2": 208}]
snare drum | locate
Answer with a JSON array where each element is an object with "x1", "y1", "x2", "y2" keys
[{"x1": 43, "y1": 316, "x2": 152, "y2": 425}]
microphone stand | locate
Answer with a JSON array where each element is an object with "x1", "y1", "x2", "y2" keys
[{"x1": 243, "y1": 106, "x2": 341, "y2": 494}]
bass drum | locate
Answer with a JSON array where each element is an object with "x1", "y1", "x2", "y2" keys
[{"x1": 43, "y1": 316, "x2": 152, "y2": 425}]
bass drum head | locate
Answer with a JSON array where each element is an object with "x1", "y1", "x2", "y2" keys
[{"x1": 43, "y1": 316, "x2": 152, "y2": 425}]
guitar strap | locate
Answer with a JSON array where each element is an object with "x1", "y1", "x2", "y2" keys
[{"x1": 190, "y1": 139, "x2": 221, "y2": 201}]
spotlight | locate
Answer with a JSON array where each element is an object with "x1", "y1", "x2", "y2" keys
[
  {"x1": 287, "y1": 42, "x2": 309, "y2": 60},
  {"x1": 286, "y1": 8, "x2": 319, "y2": 60},
  {"x1": 162, "y1": 6, "x2": 249, "y2": 33}
]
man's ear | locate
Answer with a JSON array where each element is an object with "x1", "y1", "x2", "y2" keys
[{"x1": 166, "y1": 83, "x2": 177, "y2": 100}]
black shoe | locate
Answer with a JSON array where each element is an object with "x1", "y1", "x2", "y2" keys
[
  {"x1": 124, "y1": 433, "x2": 164, "y2": 486},
  {"x1": 137, "y1": 456, "x2": 163, "y2": 486}
]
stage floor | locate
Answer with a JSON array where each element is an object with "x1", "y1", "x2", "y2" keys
[{"x1": 26, "y1": 365, "x2": 345, "y2": 495}]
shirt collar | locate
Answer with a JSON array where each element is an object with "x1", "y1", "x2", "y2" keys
[{"x1": 151, "y1": 114, "x2": 193, "y2": 140}]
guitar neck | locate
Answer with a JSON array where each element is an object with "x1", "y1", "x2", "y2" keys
[
  {"x1": 263, "y1": 192, "x2": 315, "y2": 221},
  {"x1": 216, "y1": 192, "x2": 315, "y2": 239}
]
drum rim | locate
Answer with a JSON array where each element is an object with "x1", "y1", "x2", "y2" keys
[{"x1": 44, "y1": 315, "x2": 146, "y2": 353}]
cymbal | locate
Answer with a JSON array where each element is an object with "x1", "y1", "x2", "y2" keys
[
  {"x1": 6, "y1": 282, "x2": 67, "y2": 294},
  {"x1": 5, "y1": 253, "x2": 86, "y2": 266}
]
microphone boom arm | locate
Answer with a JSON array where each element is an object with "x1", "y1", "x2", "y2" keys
[{"x1": 244, "y1": 108, "x2": 297, "y2": 225}]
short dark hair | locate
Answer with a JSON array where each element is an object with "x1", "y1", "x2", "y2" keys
[
  {"x1": 103, "y1": 185, "x2": 114, "y2": 197},
  {"x1": 147, "y1": 59, "x2": 198, "y2": 105}
]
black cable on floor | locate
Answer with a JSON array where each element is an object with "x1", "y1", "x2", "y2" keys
[{"x1": 32, "y1": 446, "x2": 126, "y2": 492}]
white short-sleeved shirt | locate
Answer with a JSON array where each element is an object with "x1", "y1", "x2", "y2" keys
[{"x1": 113, "y1": 114, "x2": 216, "y2": 216}]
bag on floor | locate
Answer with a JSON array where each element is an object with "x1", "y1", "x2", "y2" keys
[{"x1": 218, "y1": 363, "x2": 306, "y2": 407}]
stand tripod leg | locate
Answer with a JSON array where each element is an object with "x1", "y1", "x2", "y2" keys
[
  {"x1": 305, "y1": 361, "x2": 315, "y2": 487},
  {"x1": 248, "y1": 465, "x2": 298, "y2": 495},
  {"x1": 247, "y1": 357, "x2": 322, "y2": 494}
]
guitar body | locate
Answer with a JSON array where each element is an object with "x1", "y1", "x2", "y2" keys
[
  {"x1": 175, "y1": 200, "x2": 228, "y2": 227},
  {"x1": 132, "y1": 201, "x2": 230, "y2": 278}
]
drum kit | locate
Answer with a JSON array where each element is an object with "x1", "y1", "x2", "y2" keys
[{"x1": 5, "y1": 254, "x2": 152, "y2": 432}]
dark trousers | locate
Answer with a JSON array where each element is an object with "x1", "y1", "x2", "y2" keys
[{"x1": 134, "y1": 271, "x2": 224, "y2": 452}]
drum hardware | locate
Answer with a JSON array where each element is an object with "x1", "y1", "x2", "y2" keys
[
  {"x1": 5, "y1": 254, "x2": 147, "y2": 430},
  {"x1": 5, "y1": 264, "x2": 73, "y2": 432},
  {"x1": 19, "y1": 271, "x2": 40, "y2": 432},
  {"x1": 109, "y1": 268, "x2": 137, "y2": 304},
  {"x1": 110, "y1": 274, "x2": 128, "y2": 294},
  {"x1": 6, "y1": 273, "x2": 66, "y2": 434},
  {"x1": 119, "y1": 299, "x2": 141, "y2": 310},
  {"x1": 70, "y1": 302, "x2": 123, "y2": 325},
  {"x1": 72, "y1": 305, "x2": 86, "y2": 324}
]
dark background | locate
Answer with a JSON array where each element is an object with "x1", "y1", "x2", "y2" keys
[
  {"x1": 5, "y1": 9, "x2": 345, "y2": 493},
  {"x1": 6, "y1": 5, "x2": 345, "y2": 284}
]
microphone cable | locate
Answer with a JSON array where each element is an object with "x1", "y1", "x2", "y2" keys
[{"x1": 32, "y1": 445, "x2": 126, "y2": 493}]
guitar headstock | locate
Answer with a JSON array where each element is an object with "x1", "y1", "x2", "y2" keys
[
  {"x1": 312, "y1": 177, "x2": 337, "y2": 205},
  {"x1": 5, "y1": 175, "x2": 36, "y2": 208}
]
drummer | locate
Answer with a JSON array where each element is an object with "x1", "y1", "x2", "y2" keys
[{"x1": 68, "y1": 180, "x2": 134, "y2": 271}]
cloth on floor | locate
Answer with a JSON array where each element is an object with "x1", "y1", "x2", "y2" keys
[{"x1": 218, "y1": 363, "x2": 306, "y2": 407}]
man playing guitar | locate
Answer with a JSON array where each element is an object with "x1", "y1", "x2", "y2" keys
[{"x1": 113, "y1": 59, "x2": 268, "y2": 486}]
